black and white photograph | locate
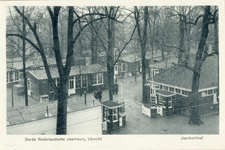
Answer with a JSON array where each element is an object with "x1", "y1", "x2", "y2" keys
[{"x1": 1, "y1": 0, "x2": 224, "y2": 149}]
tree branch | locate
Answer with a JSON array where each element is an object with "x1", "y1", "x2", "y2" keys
[
  {"x1": 7, "y1": 34, "x2": 41, "y2": 52},
  {"x1": 8, "y1": 7, "x2": 22, "y2": 34},
  {"x1": 89, "y1": 22, "x2": 107, "y2": 52},
  {"x1": 185, "y1": 15, "x2": 203, "y2": 25},
  {"x1": 72, "y1": 17, "x2": 107, "y2": 45},
  {"x1": 113, "y1": 24, "x2": 137, "y2": 66}
]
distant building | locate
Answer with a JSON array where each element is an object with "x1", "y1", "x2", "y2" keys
[
  {"x1": 148, "y1": 55, "x2": 219, "y2": 116},
  {"x1": 26, "y1": 64, "x2": 107, "y2": 103},
  {"x1": 149, "y1": 56, "x2": 178, "y2": 77},
  {"x1": 6, "y1": 57, "x2": 65, "y2": 87},
  {"x1": 114, "y1": 51, "x2": 163, "y2": 77}
]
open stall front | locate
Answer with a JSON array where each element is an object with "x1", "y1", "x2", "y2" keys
[{"x1": 156, "y1": 90, "x2": 176, "y2": 116}]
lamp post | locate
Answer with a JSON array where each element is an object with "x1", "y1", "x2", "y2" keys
[{"x1": 84, "y1": 91, "x2": 87, "y2": 105}]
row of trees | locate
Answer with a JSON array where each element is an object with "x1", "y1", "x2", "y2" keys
[{"x1": 6, "y1": 6, "x2": 218, "y2": 134}]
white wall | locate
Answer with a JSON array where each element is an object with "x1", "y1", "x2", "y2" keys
[{"x1": 7, "y1": 106, "x2": 102, "y2": 135}]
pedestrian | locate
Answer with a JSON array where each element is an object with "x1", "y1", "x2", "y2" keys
[{"x1": 99, "y1": 88, "x2": 102, "y2": 102}]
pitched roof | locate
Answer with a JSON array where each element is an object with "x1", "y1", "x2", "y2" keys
[
  {"x1": 100, "y1": 100, "x2": 123, "y2": 109},
  {"x1": 120, "y1": 52, "x2": 163, "y2": 63},
  {"x1": 28, "y1": 64, "x2": 106, "y2": 80},
  {"x1": 152, "y1": 55, "x2": 218, "y2": 91},
  {"x1": 7, "y1": 97, "x2": 101, "y2": 127},
  {"x1": 149, "y1": 57, "x2": 178, "y2": 69},
  {"x1": 120, "y1": 55, "x2": 142, "y2": 63},
  {"x1": 7, "y1": 57, "x2": 66, "y2": 71}
]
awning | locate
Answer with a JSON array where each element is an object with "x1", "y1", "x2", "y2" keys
[
  {"x1": 100, "y1": 100, "x2": 123, "y2": 109},
  {"x1": 156, "y1": 90, "x2": 176, "y2": 97}
]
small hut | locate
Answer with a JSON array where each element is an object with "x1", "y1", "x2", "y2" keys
[{"x1": 101, "y1": 100, "x2": 126, "y2": 134}]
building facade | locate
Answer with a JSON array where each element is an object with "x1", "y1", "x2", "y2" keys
[
  {"x1": 148, "y1": 55, "x2": 219, "y2": 116},
  {"x1": 26, "y1": 64, "x2": 107, "y2": 102}
]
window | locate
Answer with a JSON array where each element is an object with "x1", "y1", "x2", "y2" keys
[
  {"x1": 160, "y1": 85, "x2": 163, "y2": 90},
  {"x1": 164, "y1": 86, "x2": 168, "y2": 91},
  {"x1": 9, "y1": 72, "x2": 14, "y2": 82},
  {"x1": 208, "y1": 90, "x2": 213, "y2": 95},
  {"x1": 92, "y1": 73, "x2": 103, "y2": 85},
  {"x1": 114, "y1": 65, "x2": 118, "y2": 71},
  {"x1": 114, "y1": 64, "x2": 118, "y2": 74},
  {"x1": 113, "y1": 109, "x2": 118, "y2": 122},
  {"x1": 82, "y1": 75, "x2": 87, "y2": 87},
  {"x1": 168, "y1": 99, "x2": 172, "y2": 108},
  {"x1": 175, "y1": 89, "x2": 180, "y2": 94},
  {"x1": 182, "y1": 90, "x2": 188, "y2": 96},
  {"x1": 27, "y1": 78, "x2": 31, "y2": 90},
  {"x1": 76, "y1": 75, "x2": 81, "y2": 88},
  {"x1": 169, "y1": 87, "x2": 174, "y2": 92},
  {"x1": 55, "y1": 79, "x2": 60, "y2": 87},
  {"x1": 153, "y1": 69, "x2": 159, "y2": 76},
  {"x1": 76, "y1": 75, "x2": 88, "y2": 88},
  {"x1": 151, "y1": 88, "x2": 155, "y2": 95},
  {"x1": 202, "y1": 89, "x2": 217, "y2": 97},
  {"x1": 140, "y1": 61, "x2": 142, "y2": 72},
  {"x1": 92, "y1": 74, "x2": 97, "y2": 85},
  {"x1": 7, "y1": 72, "x2": 9, "y2": 83},
  {"x1": 158, "y1": 95, "x2": 163, "y2": 106},
  {"x1": 69, "y1": 76, "x2": 74, "y2": 89},
  {"x1": 19, "y1": 72, "x2": 23, "y2": 80},
  {"x1": 163, "y1": 100, "x2": 167, "y2": 107},
  {"x1": 121, "y1": 63, "x2": 127, "y2": 72},
  {"x1": 154, "y1": 84, "x2": 159, "y2": 89},
  {"x1": 213, "y1": 93, "x2": 218, "y2": 104},
  {"x1": 98, "y1": 73, "x2": 103, "y2": 84},
  {"x1": 15, "y1": 71, "x2": 19, "y2": 81},
  {"x1": 27, "y1": 78, "x2": 33, "y2": 96}
]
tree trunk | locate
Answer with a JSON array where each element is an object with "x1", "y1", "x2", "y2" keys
[
  {"x1": 90, "y1": 27, "x2": 97, "y2": 64},
  {"x1": 56, "y1": 80, "x2": 68, "y2": 134},
  {"x1": 135, "y1": 6, "x2": 148, "y2": 103},
  {"x1": 178, "y1": 15, "x2": 186, "y2": 64},
  {"x1": 22, "y1": 6, "x2": 28, "y2": 106},
  {"x1": 55, "y1": 6, "x2": 74, "y2": 134},
  {"x1": 214, "y1": 21, "x2": 218, "y2": 53},
  {"x1": 189, "y1": 71, "x2": 203, "y2": 125},
  {"x1": 88, "y1": 8, "x2": 98, "y2": 64},
  {"x1": 107, "y1": 16, "x2": 115, "y2": 101},
  {"x1": 107, "y1": 59, "x2": 114, "y2": 100},
  {"x1": 161, "y1": 41, "x2": 165, "y2": 61},
  {"x1": 189, "y1": 6, "x2": 211, "y2": 125},
  {"x1": 91, "y1": 29, "x2": 95, "y2": 64},
  {"x1": 141, "y1": 44, "x2": 147, "y2": 103}
]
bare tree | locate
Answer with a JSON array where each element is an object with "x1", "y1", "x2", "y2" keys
[
  {"x1": 7, "y1": 6, "x2": 110, "y2": 134},
  {"x1": 7, "y1": 6, "x2": 36, "y2": 106},
  {"x1": 188, "y1": 6, "x2": 218, "y2": 125},
  {"x1": 88, "y1": 6, "x2": 136, "y2": 101},
  {"x1": 134, "y1": 6, "x2": 148, "y2": 103}
]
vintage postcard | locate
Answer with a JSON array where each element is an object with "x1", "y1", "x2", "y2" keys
[{"x1": 1, "y1": 0, "x2": 224, "y2": 149}]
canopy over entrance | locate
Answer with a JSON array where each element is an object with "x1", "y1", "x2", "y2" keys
[{"x1": 156, "y1": 90, "x2": 176, "y2": 97}]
